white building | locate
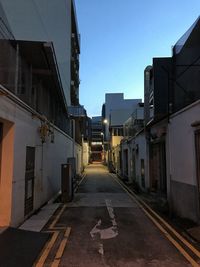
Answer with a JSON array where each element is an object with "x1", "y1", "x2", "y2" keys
[
  {"x1": 120, "y1": 104, "x2": 146, "y2": 187},
  {"x1": 104, "y1": 93, "x2": 141, "y2": 141},
  {"x1": 103, "y1": 93, "x2": 141, "y2": 168},
  {"x1": 0, "y1": 0, "x2": 82, "y2": 227},
  {"x1": 1, "y1": 0, "x2": 80, "y2": 107},
  {"x1": 168, "y1": 101, "x2": 200, "y2": 222}
]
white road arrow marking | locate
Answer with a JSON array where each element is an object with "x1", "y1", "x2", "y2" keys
[{"x1": 90, "y1": 199, "x2": 118, "y2": 255}]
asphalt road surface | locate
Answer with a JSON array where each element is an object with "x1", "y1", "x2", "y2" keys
[{"x1": 41, "y1": 163, "x2": 192, "y2": 267}]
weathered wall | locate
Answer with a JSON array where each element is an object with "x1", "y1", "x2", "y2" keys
[
  {"x1": 169, "y1": 100, "x2": 200, "y2": 221},
  {"x1": 0, "y1": 95, "x2": 78, "y2": 226}
]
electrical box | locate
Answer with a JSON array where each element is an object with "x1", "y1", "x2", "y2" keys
[{"x1": 61, "y1": 163, "x2": 73, "y2": 202}]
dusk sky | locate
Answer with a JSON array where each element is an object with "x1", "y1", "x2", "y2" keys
[{"x1": 75, "y1": 0, "x2": 200, "y2": 117}]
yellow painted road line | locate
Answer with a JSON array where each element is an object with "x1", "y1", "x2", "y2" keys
[
  {"x1": 51, "y1": 227, "x2": 71, "y2": 267},
  {"x1": 51, "y1": 227, "x2": 67, "y2": 230},
  {"x1": 49, "y1": 174, "x2": 86, "y2": 229},
  {"x1": 138, "y1": 195, "x2": 200, "y2": 258},
  {"x1": 49, "y1": 204, "x2": 67, "y2": 229},
  {"x1": 111, "y1": 174, "x2": 200, "y2": 266},
  {"x1": 75, "y1": 173, "x2": 87, "y2": 192},
  {"x1": 35, "y1": 231, "x2": 59, "y2": 267},
  {"x1": 142, "y1": 206, "x2": 200, "y2": 267},
  {"x1": 113, "y1": 175, "x2": 200, "y2": 259},
  {"x1": 78, "y1": 173, "x2": 86, "y2": 185}
]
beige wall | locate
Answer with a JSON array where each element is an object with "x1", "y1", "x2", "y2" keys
[{"x1": 111, "y1": 136, "x2": 123, "y2": 147}]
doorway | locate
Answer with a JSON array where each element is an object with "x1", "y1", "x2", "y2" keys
[
  {"x1": 24, "y1": 146, "x2": 35, "y2": 216},
  {"x1": 149, "y1": 141, "x2": 167, "y2": 193}
]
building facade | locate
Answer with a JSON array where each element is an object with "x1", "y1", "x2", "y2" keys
[
  {"x1": 168, "y1": 17, "x2": 200, "y2": 222},
  {"x1": 0, "y1": 0, "x2": 82, "y2": 227}
]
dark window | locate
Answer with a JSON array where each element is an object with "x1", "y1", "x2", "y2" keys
[{"x1": 24, "y1": 146, "x2": 35, "y2": 216}]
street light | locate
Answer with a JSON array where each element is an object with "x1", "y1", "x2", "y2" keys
[{"x1": 102, "y1": 119, "x2": 109, "y2": 165}]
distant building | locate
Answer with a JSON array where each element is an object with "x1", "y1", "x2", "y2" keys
[
  {"x1": 91, "y1": 116, "x2": 103, "y2": 162},
  {"x1": 103, "y1": 93, "x2": 141, "y2": 141},
  {"x1": 102, "y1": 93, "x2": 141, "y2": 168}
]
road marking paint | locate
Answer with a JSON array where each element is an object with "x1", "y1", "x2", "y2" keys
[
  {"x1": 50, "y1": 173, "x2": 86, "y2": 229},
  {"x1": 112, "y1": 175, "x2": 200, "y2": 259},
  {"x1": 75, "y1": 173, "x2": 87, "y2": 192},
  {"x1": 90, "y1": 199, "x2": 118, "y2": 257},
  {"x1": 90, "y1": 219, "x2": 102, "y2": 238},
  {"x1": 142, "y1": 207, "x2": 200, "y2": 267},
  {"x1": 51, "y1": 227, "x2": 71, "y2": 267},
  {"x1": 105, "y1": 199, "x2": 117, "y2": 226},
  {"x1": 90, "y1": 199, "x2": 118, "y2": 240},
  {"x1": 111, "y1": 174, "x2": 200, "y2": 266},
  {"x1": 98, "y1": 242, "x2": 104, "y2": 255},
  {"x1": 49, "y1": 204, "x2": 67, "y2": 229},
  {"x1": 105, "y1": 199, "x2": 118, "y2": 237},
  {"x1": 140, "y1": 196, "x2": 200, "y2": 258},
  {"x1": 36, "y1": 172, "x2": 84, "y2": 266},
  {"x1": 79, "y1": 173, "x2": 86, "y2": 185},
  {"x1": 35, "y1": 231, "x2": 59, "y2": 267}
]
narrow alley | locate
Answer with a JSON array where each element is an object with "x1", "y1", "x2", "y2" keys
[{"x1": 35, "y1": 164, "x2": 194, "y2": 267}]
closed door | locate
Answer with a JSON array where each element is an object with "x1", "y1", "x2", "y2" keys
[
  {"x1": 24, "y1": 146, "x2": 35, "y2": 216},
  {"x1": 150, "y1": 142, "x2": 166, "y2": 193}
]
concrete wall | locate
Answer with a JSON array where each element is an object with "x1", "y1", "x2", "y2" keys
[
  {"x1": 111, "y1": 145, "x2": 119, "y2": 174},
  {"x1": 169, "y1": 100, "x2": 200, "y2": 222},
  {"x1": 82, "y1": 141, "x2": 89, "y2": 167},
  {"x1": 120, "y1": 133, "x2": 146, "y2": 187},
  {"x1": 120, "y1": 141, "x2": 131, "y2": 181},
  {"x1": 0, "y1": 95, "x2": 79, "y2": 226},
  {"x1": 110, "y1": 109, "x2": 135, "y2": 126},
  {"x1": 134, "y1": 133, "x2": 147, "y2": 189},
  {"x1": 75, "y1": 143, "x2": 82, "y2": 174},
  {"x1": 1, "y1": 0, "x2": 72, "y2": 106}
]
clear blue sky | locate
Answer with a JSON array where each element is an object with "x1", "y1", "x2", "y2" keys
[{"x1": 75, "y1": 0, "x2": 200, "y2": 117}]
